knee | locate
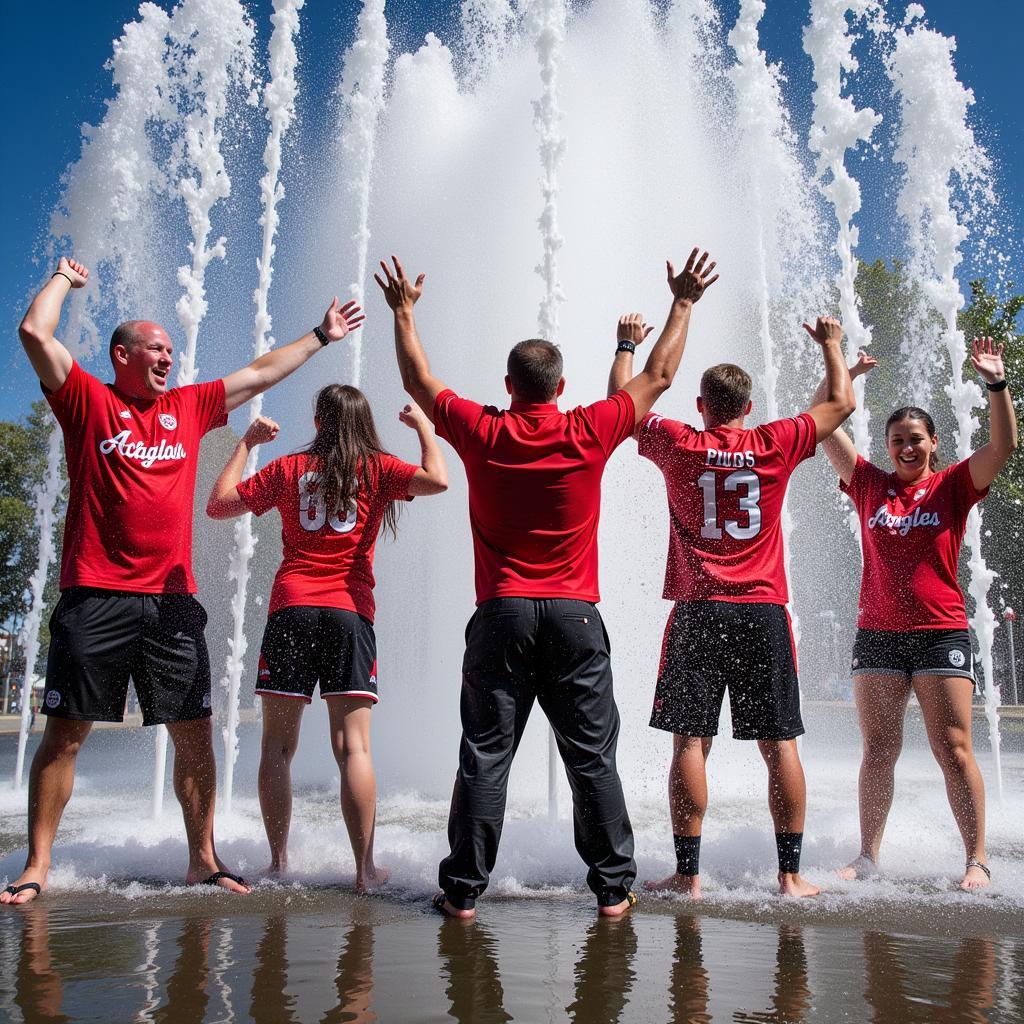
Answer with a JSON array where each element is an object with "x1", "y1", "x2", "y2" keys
[
  {"x1": 931, "y1": 735, "x2": 973, "y2": 775},
  {"x1": 334, "y1": 736, "x2": 371, "y2": 766},
  {"x1": 862, "y1": 731, "x2": 903, "y2": 767},
  {"x1": 261, "y1": 738, "x2": 297, "y2": 764}
]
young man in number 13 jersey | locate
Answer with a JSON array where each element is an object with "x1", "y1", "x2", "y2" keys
[{"x1": 609, "y1": 315, "x2": 855, "y2": 898}]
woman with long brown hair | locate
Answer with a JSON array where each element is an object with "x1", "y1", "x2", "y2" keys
[
  {"x1": 208, "y1": 384, "x2": 447, "y2": 888},
  {"x1": 812, "y1": 338, "x2": 1016, "y2": 890}
]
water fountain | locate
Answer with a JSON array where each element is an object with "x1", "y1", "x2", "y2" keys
[{"x1": 7, "y1": 0, "x2": 1016, "y2": 908}]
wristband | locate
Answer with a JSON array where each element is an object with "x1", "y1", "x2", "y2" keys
[
  {"x1": 52, "y1": 271, "x2": 74, "y2": 287},
  {"x1": 985, "y1": 378, "x2": 1008, "y2": 392},
  {"x1": 313, "y1": 325, "x2": 330, "y2": 347},
  {"x1": 616, "y1": 340, "x2": 636, "y2": 354}
]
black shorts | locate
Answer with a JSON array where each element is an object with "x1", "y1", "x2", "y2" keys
[
  {"x1": 43, "y1": 588, "x2": 212, "y2": 726},
  {"x1": 650, "y1": 600, "x2": 804, "y2": 741},
  {"x1": 256, "y1": 606, "x2": 378, "y2": 703},
  {"x1": 851, "y1": 628, "x2": 976, "y2": 684}
]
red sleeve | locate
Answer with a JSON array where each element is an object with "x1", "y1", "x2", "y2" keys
[
  {"x1": 433, "y1": 388, "x2": 485, "y2": 455},
  {"x1": 948, "y1": 458, "x2": 989, "y2": 517},
  {"x1": 637, "y1": 412, "x2": 686, "y2": 468},
  {"x1": 840, "y1": 454, "x2": 886, "y2": 505},
  {"x1": 42, "y1": 359, "x2": 95, "y2": 432},
  {"x1": 188, "y1": 379, "x2": 228, "y2": 435},
  {"x1": 580, "y1": 391, "x2": 636, "y2": 456},
  {"x1": 236, "y1": 457, "x2": 285, "y2": 517},
  {"x1": 378, "y1": 453, "x2": 420, "y2": 502},
  {"x1": 765, "y1": 413, "x2": 817, "y2": 472}
]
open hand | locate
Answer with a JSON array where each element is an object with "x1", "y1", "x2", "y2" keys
[
  {"x1": 243, "y1": 416, "x2": 280, "y2": 447},
  {"x1": 374, "y1": 256, "x2": 425, "y2": 311},
  {"x1": 398, "y1": 403, "x2": 428, "y2": 429},
  {"x1": 617, "y1": 313, "x2": 653, "y2": 346},
  {"x1": 57, "y1": 257, "x2": 89, "y2": 288},
  {"x1": 320, "y1": 298, "x2": 364, "y2": 343},
  {"x1": 668, "y1": 248, "x2": 719, "y2": 304},
  {"x1": 850, "y1": 349, "x2": 877, "y2": 379},
  {"x1": 802, "y1": 316, "x2": 843, "y2": 347},
  {"x1": 970, "y1": 336, "x2": 1006, "y2": 384}
]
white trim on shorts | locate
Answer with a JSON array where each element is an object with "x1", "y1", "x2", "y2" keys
[
  {"x1": 255, "y1": 688, "x2": 313, "y2": 703},
  {"x1": 322, "y1": 690, "x2": 379, "y2": 704}
]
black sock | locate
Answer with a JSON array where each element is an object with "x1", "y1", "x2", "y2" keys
[
  {"x1": 673, "y1": 834, "x2": 701, "y2": 876},
  {"x1": 776, "y1": 832, "x2": 803, "y2": 874}
]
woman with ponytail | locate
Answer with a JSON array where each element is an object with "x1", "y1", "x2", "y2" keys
[
  {"x1": 207, "y1": 385, "x2": 447, "y2": 888},
  {"x1": 811, "y1": 338, "x2": 1017, "y2": 890}
]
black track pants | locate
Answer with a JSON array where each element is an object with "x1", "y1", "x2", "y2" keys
[{"x1": 438, "y1": 598, "x2": 636, "y2": 909}]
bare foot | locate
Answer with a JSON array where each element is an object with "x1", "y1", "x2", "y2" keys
[
  {"x1": 1, "y1": 867, "x2": 48, "y2": 906},
  {"x1": 959, "y1": 862, "x2": 991, "y2": 891},
  {"x1": 598, "y1": 892, "x2": 638, "y2": 917},
  {"x1": 779, "y1": 872, "x2": 820, "y2": 898},
  {"x1": 185, "y1": 863, "x2": 252, "y2": 895},
  {"x1": 432, "y1": 893, "x2": 475, "y2": 920},
  {"x1": 836, "y1": 854, "x2": 878, "y2": 881},
  {"x1": 355, "y1": 867, "x2": 391, "y2": 893},
  {"x1": 260, "y1": 861, "x2": 288, "y2": 879},
  {"x1": 643, "y1": 872, "x2": 701, "y2": 899}
]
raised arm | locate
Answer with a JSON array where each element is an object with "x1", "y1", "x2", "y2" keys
[
  {"x1": 809, "y1": 347, "x2": 875, "y2": 486},
  {"x1": 19, "y1": 257, "x2": 88, "y2": 392},
  {"x1": 616, "y1": 248, "x2": 719, "y2": 424},
  {"x1": 374, "y1": 256, "x2": 447, "y2": 420},
  {"x1": 800, "y1": 316, "x2": 857, "y2": 447},
  {"x1": 220, "y1": 299, "x2": 364, "y2": 413},
  {"x1": 607, "y1": 313, "x2": 653, "y2": 398},
  {"x1": 968, "y1": 336, "x2": 1018, "y2": 491},
  {"x1": 206, "y1": 416, "x2": 280, "y2": 519},
  {"x1": 398, "y1": 402, "x2": 449, "y2": 496}
]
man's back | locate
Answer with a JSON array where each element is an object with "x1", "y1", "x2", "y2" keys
[
  {"x1": 433, "y1": 389, "x2": 635, "y2": 603},
  {"x1": 638, "y1": 411, "x2": 816, "y2": 604}
]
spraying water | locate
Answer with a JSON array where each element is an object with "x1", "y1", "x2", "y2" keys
[
  {"x1": 888, "y1": 14, "x2": 1003, "y2": 797},
  {"x1": 219, "y1": 0, "x2": 303, "y2": 817}
]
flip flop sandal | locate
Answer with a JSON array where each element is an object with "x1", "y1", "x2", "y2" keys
[
  {"x1": 3, "y1": 882, "x2": 42, "y2": 901},
  {"x1": 965, "y1": 858, "x2": 991, "y2": 881},
  {"x1": 202, "y1": 871, "x2": 250, "y2": 890}
]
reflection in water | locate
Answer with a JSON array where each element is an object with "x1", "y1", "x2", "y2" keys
[
  {"x1": 437, "y1": 918, "x2": 511, "y2": 1024},
  {"x1": 669, "y1": 915, "x2": 711, "y2": 1024},
  {"x1": 323, "y1": 916, "x2": 377, "y2": 1024},
  {"x1": 863, "y1": 931, "x2": 996, "y2": 1024},
  {"x1": 566, "y1": 916, "x2": 638, "y2": 1024},
  {"x1": 733, "y1": 925, "x2": 811, "y2": 1024},
  {"x1": 154, "y1": 917, "x2": 212, "y2": 1024},
  {"x1": 13, "y1": 904, "x2": 70, "y2": 1024},
  {"x1": 251, "y1": 915, "x2": 296, "y2": 1024}
]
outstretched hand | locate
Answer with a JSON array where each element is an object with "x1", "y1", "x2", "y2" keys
[
  {"x1": 56, "y1": 257, "x2": 89, "y2": 288},
  {"x1": 970, "y1": 336, "x2": 1006, "y2": 384},
  {"x1": 668, "y1": 248, "x2": 719, "y2": 304},
  {"x1": 320, "y1": 298, "x2": 364, "y2": 342},
  {"x1": 617, "y1": 313, "x2": 653, "y2": 346},
  {"x1": 802, "y1": 316, "x2": 843, "y2": 347},
  {"x1": 243, "y1": 416, "x2": 280, "y2": 447},
  {"x1": 850, "y1": 349, "x2": 877, "y2": 379},
  {"x1": 374, "y1": 256, "x2": 425, "y2": 312}
]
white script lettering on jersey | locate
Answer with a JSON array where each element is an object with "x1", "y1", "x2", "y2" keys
[
  {"x1": 705, "y1": 448, "x2": 755, "y2": 469},
  {"x1": 98, "y1": 429, "x2": 187, "y2": 468},
  {"x1": 866, "y1": 504, "x2": 941, "y2": 536}
]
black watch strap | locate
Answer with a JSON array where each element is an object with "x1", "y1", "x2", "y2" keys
[
  {"x1": 313, "y1": 325, "x2": 330, "y2": 347},
  {"x1": 616, "y1": 340, "x2": 636, "y2": 354},
  {"x1": 985, "y1": 377, "x2": 1008, "y2": 392}
]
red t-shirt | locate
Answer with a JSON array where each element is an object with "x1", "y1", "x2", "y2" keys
[
  {"x1": 638, "y1": 411, "x2": 817, "y2": 604},
  {"x1": 45, "y1": 360, "x2": 227, "y2": 594},
  {"x1": 433, "y1": 388, "x2": 636, "y2": 604},
  {"x1": 236, "y1": 451, "x2": 418, "y2": 622},
  {"x1": 840, "y1": 455, "x2": 987, "y2": 631}
]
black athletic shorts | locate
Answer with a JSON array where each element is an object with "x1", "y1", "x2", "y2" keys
[
  {"x1": 649, "y1": 600, "x2": 804, "y2": 741},
  {"x1": 851, "y1": 628, "x2": 976, "y2": 684},
  {"x1": 43, "y1": 587, "x2": 212, "y2": 726},
  {"x1": 256, "y1": 606, "x2": 378, "y2": 703}
]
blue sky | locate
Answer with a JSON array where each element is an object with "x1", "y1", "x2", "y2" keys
[{"x1": 2, "y1": 0, "x2": 1021, "y2": 422}]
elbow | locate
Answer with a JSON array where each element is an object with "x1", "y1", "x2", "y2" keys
[
  {"x1": 428, "y1": 474, "x2": 449, "y2": 496},
  {"x1": 18, "y1": 318, "x2": 43, "y2": 347},
  {"x1": 206, "y1": 500, "x2": 227, "y2": 520}
]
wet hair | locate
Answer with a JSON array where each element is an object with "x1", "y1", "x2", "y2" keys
[
  {"x1": 507, "y1": 339, "x2": 563, "y2": 402},
  {"x1": 303, "y1": 384, "x2": 399, "y2": 537},
  {"x1": 885, "y1": 406, "x2": 941, "y2": 471},
  {"x1": 700, "y1": 363, "x2": 752, "y2": 423},
  {"x1": 109, "y1": 321, "x2": 147, "y2": 362}
]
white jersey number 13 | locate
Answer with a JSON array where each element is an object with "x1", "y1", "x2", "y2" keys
[{"x1": 697, "y1": 469, "x2": 762, "y2": 540}]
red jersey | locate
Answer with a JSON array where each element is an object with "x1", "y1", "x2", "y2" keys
[
  {"x1": 237, "y1": 451, "x2": 417, "y2": 622},
  {"x1": 638, "y1": 411, "x2": 817, "y2": 604},
  {"x1": 840, "y1": 455, "x2": 987, "y2": 631},
  {"x1": 45, "y1": 360, "x2": 226, "y2": 594},
  {"x1": 433, "y1": 389, "x2": 635, "y2": 604}
]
